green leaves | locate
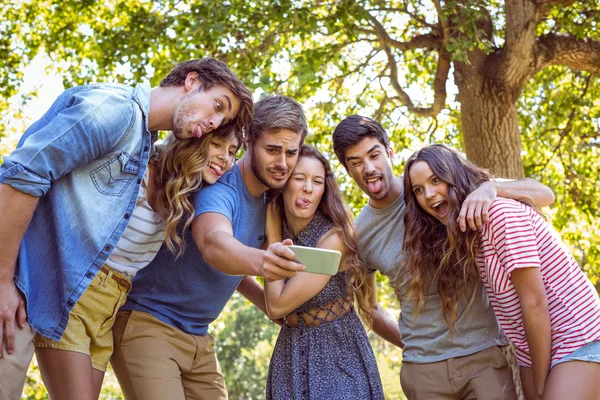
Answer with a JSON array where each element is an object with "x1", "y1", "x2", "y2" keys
[{"x1": 521, "y1": 68, "x2": 600, "y2": 278}]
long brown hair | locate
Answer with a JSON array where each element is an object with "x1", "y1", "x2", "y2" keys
[
  {"x1": 275, "y1": 145, "x2": 373, "y2": 327},
  {"x1": 397, "y1": 144, "x2": 493, "y2": 330},
  {"x1": 149, "y1": 129, "x2": 241, "y2": 257}
]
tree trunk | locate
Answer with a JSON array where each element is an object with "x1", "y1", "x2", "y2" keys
[{"x1": 454, "y1": 66, "x2": 525, "y2": 179}]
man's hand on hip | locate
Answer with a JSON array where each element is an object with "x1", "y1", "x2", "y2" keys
[{"x1": 0, "y1": 280, "x2": 27, "y2": 357}]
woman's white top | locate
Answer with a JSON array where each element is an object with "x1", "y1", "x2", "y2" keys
[{"x1": 105, "y1": 169, "x2": 165, "y2": 277}]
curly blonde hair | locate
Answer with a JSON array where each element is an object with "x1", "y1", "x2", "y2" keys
[{"x1": 148, "y1": 131, "x2": 239, "y2": 256}]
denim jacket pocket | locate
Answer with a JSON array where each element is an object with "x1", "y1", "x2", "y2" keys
[{"x1": 90, "y1": 152, "x2": 140, "y2": 196}]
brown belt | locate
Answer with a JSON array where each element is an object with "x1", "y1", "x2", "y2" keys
[
  {"x1": 100, "y1": 265, "x2": 132, "y2": 290},
  {"x1": 284, "y1": 296, "x2": 353, "y2": 328}
]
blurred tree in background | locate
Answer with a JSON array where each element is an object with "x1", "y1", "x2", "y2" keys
[{"x1": 1, "y1": 0, "x2": 598, "y2": 398}]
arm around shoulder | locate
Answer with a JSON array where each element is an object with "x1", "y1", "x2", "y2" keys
[{"x1": 493, "y1": 178, "x2": 554, "y2": 208}]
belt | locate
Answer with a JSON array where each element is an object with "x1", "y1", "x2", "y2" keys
[
  {"x1": 284, "y1": 296, "x2": 353, "y2": 328},
  {"x1": 100, "y1": 266, "x2": 132, "y2": 290}
]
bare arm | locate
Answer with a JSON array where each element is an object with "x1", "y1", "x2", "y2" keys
[
  {"x1": 512, "y1": 267, "x2": 551, "y2": 399},
  {"x1": 192, "y1": 212, "x2": 304, "y2": 279},
  {"x1": 192, "y1": 213, "x2": 264, "y2": 276},
  {"x1": 458, "y1": 178, "x2": 555, "y2": 231},
  {"x1": 368, "y1": 272, "x2": 403, "y2": 348},
  {"x1": 237, "y1": 276, "x2": 283, "y2": 326},
  {"x1": 0, "y1": 184, "x2": 38, "y2": 355},
  {"x1": 262, "y1": 201, "x2": 287, "y2": 307},
  {"x1": 264, "y1": 230, "x2": 342, "y2": 319},
  {"x1": 494, "y1": 178, "x2": 555, "y2": 208},
  {"x1": 237, "y1": 276, "x2": 268, "y2": 314}
]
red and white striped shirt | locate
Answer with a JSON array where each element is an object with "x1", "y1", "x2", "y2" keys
[{"x1": 478, "y1": 198, "x2": 600, "y2": 367}]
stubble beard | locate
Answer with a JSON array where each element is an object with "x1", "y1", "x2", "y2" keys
[
  {"x1": 171, "y1": 105, "x2": 186, "y2": 140},
  {"x1": 250, "y1": 147, "x2": 287, "y2": 191},
  {"x1": 362, "y1": 174, "x2": 390, "y2": 201}
]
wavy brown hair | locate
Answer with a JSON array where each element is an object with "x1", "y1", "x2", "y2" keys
[
  {"x1": 396, "y1": 144, "x2": 493, "y2": 331},
  {"x1": 275, "y1": 145, "x2": 373, "y2": 327},
  {"x1": 159, "y1": 58, "x2": 254, "y2": 138},
  {"x1": 149, "y1": 129, "x2": 241, "y2": 257}
]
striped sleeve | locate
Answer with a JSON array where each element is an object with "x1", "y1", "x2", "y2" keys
[{"x1": 487, "y1": 199, "x2": 541, "y2": 275}]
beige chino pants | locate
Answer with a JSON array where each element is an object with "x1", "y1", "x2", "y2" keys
[
  {"x1": 400, "y1": 345, "x2": 518, "y2": 400},
  {"x1": 111, "y1": 310, "x2": 227, "y2": 400},
  {"x1": 0, "y1": 323, "x2": 35, "y2": 400}
]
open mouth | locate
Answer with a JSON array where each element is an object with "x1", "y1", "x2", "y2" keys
[
  {"x1": 295, "y1": 198, "x2": 311, "y2": 209},
  {"x1": 365, "y1": 175, "x2": 383, "y2": 194},
  {"x1": 430, "y1": 200, "x2": 449, "y2": 218},
  {"x1": 208, "y1": 162, "x2": 223, "y2": 177},
  {"x1": 270, "y1": 170, "x2": 287, "y2": 180}
]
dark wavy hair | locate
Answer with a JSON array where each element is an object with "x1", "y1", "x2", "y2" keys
[
  {"x1": 332, "y1": 115, "x2": 390, "y2": 170},
  {"x1": 395, "y1": 144, "x2": 493, "y2": 331},
  {"x1": 275, "y1": 145, "x2": 373, "y2": 327}
]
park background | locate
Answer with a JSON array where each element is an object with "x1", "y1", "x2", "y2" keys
[{"x1": 1, "y1": 0, "x2": 599, "y2": 398}]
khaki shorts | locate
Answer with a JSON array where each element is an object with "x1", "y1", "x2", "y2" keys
[
  {"x1": 111, "y1": 310, "x2": 227, "y2": 400},
  {"x1": 34, "y1": 266, "x2": 131, "y2": 372},
  {"x1": 400, "y1": 345, "x2": 518, "y2": 400}
]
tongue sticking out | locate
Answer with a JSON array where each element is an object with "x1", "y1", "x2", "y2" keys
[
  {"x1": 435, "y1": 201, "x2": 449, "y2": 218},
  {"x1": 194, "y1": 125, "x2": 202, "y2": 139},
  {"x1": 296, "y1": 198, "x2": 311, "y2": 208},
  {"x1": 367, "y1": 178, "x2": 383, "y2": 194}
]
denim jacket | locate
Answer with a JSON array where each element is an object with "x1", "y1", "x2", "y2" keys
[{"x1": 0, "y1": 83, "x2": 152, "y2": 341}]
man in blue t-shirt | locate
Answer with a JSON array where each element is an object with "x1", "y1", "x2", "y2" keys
[{"x1": 111, "y1": 95, "x2": 309, "y2": 400}]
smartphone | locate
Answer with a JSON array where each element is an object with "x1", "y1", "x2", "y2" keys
[{"x1": 288, "y1": 245, "x2": 341, "y2": 276}]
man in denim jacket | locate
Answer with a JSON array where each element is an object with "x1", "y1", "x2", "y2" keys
[{"x1": 0, "y1": 58, "x2": 252, "y2": 399}]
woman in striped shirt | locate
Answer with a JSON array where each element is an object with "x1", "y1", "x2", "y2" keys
[{"x1": 400, "y1": 144, "x2": 600, "y2": 400}]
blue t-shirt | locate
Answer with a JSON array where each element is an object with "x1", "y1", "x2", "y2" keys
[{"x1": 121, "y1": 165, "x2": 267, "y2": 335}]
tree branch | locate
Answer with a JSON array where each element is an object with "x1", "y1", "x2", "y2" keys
[
  {"x1": 432, "y1": 0, "x2": 450, "y2": 47},
  {"x1": 357, "y1": 5, "x2": 449, "y2": 118},
  {"x1": 374, "y1": 93, "x2": 388, "y2": 120},
  {"x1": 364, "y1": 5, "x2": 436, "y2": 29},
  {"x1": 534, "y1": 74, "x2": 593, "y2": 173},
  {"x1": 427, "y1": 118, "x2": 440, "y2": 143},
  {"x1": 499, "y1": 0, "x2": 541, "y2": 87},
  {"x1": 384, "y1": 46, "x2": 451, "y2": 117},
  {"x1": 535, "y1": 33, "x2": 600, "y2": 74},
  {"x1": 359, "y1": 6, "x2": 442, "y2": 51},
  {"x1": 331, "y1": 48, "x2": 380, "y2": 82}
]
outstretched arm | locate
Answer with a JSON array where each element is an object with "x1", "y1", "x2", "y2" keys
[
  {"x1": 192, "y1": 213, "x2": 304, "y2": 279},
  {"x1": 0, "y1": 184, "x2": 37, "y2": 355},
  {"x1": 458, "y1": 178, "x2": 555, "y2": 231}
]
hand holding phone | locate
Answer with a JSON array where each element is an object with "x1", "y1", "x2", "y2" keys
[{"x1": 288, "y1": 245, "x2": 341, "y2": 276}]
